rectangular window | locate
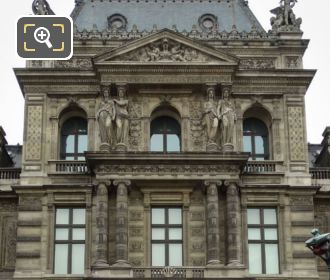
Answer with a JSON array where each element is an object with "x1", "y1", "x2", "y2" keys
[
  {"x1": 247, "y1": 208, "x2": 279, "y2": 274},
  {"x1": 151, "y1": 207, "x2": 183, "y2": 266},
  {"x1": 54, "y1": 208, "x2": 86, "y2": 274}
]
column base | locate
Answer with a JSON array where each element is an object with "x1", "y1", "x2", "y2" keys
[
  {"x1": 100, "y1": 143, "x2": 111, "y2": 152},
  {"x1": 92, "y1": 260, "x2": 110, "y2": 269},
  {"x1": 222, "y1": 143, "x2": 234, "y2": 152},
  {"x1": 112, "y1": 260, "x2": 132, "y2": 268},
  {"x1": 206, "y1": 260, "x2": 223, "y2": 266},
  {"x1": 206, "y1": 142, "x2": 219, "y2": 152},
  {"x1": 115, "y1": 143, "x2": 128, "y2": 152},
  {"x1": 226, "y1": 261, "x2": 244, "y2": 267}
]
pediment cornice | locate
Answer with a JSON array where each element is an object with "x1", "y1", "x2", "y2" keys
[{"x1": 93, "y1": 29, "x2": 239, "y2": 66}]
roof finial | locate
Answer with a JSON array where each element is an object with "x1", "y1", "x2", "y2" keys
[
  {"x1": 270, "y1": 0, "x2": 301, "y2": 33},
  {"x1": 32, "y1": 0, "x2": 55, "y2": 15}
]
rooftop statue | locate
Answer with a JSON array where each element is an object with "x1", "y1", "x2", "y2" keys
[
  {"x1": 270, "y1": 0, "x2": 302, "y2": 32},
  {"x1": 32, "y1": 0, "x2": 55, "y2": 15}
]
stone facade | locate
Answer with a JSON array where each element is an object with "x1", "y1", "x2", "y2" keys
[{"x1": 0, "y1": 0, "x2": 329, "y2": 279}]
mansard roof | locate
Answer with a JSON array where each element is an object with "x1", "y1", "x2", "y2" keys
[{"x1": 72, "y1": 0, "x2": 265, "y2": 33}]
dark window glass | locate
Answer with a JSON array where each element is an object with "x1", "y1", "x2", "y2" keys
[
  {"x1": 247, "y1": 208, "x2": 279, "y2": 275},
  {"x1": 243, "y1": 118, "x2": 269, "y2": 160},
  {"x1": 150, "y1": 117, "x2": 181, "y2": 152},
  {"x1": 54, "y1": 208, "x2": 86, "y2": 275},
  {"x1": 151, "y1": 207, "x2": 183, "y2": 266},
  {"x1": 61, "y1": 117, "x2": 87, "y2": 160}
]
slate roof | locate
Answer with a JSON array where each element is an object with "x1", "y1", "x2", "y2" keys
[{"x1": 72, "y1": 0, "x2": 265, "y2": 33}]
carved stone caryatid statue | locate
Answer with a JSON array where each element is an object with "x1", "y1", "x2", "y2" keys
[
  {"x1": 113, "y1": 85, "x2": 129, "y2": 151},
  {"x1": 217, "y1": 86, "x2": 236, "y2": 151},
  {"x1": 270, "y1": 0, "x2": 302, "y2": 32},
  {"x1": 32, "y1": 0, "x2": 55, "y2": 15},
  {"x1": 97, "y1": 87, "x2": 115, "y2": 152},
  {"x1": 203, "y1": 86, "x2": 220, "y2": 150}
]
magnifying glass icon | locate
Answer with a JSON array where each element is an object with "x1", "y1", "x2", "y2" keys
[{"x1": 34, "y1": 27, "x2": 53, "y2": 49}]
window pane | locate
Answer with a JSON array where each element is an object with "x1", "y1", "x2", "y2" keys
[
  {"x1": 72, "y1": 228, "x2": 85, "y2": 241},
  {"x1": 248, "y1": 228, "x2": 261, "y2": 240},
  {"x1": 152, "y1": 244, "x2": 165, "y2": 266},
  {"x1": 65, "y1": 156, "x2": 74, "y2": 160},
  {"x1": 72, "y1": 244, "x2": 85, "y2": 274},
  {"x1": 243, "y1": 136, "x2": 252, "y2": 152},
  {"x1": 166, "y1": 135, "x2": 180, "y2": 152},
  {"x1": 248, "y1": 244, "x2": 262, "y2": 274},
  {"x1": 65, "y1": 135, "x2": 75, "y2": 153},
  {"x1": 168, "y1": 208, "x2": 182, "y2": 224},
  {"x1": 151, "y1": 134, "x2": 164, "y2": 152},
  {"x1": 255, "y1": 136, "x2": 265, "y2": 154},
  {"x1": 77, "y1": 156, "x2": 85, "y2": 161},
  {"x1": 169, "y1": 244, "x2": 182, "y2": 266},
  {"x1": 152, "y1": 208, "x2": 165, "y2": 224},
  {"x1": 265, "y1": 244, "x2": 279, "y2": 274},
  {"x1": 152, "y1": 228, "x2": 165, "y2": 240},
  {"x1": 263, "y1": 209, "x2": 277, "y2": 225},
  {"x1": 56, "y1": 229, "x2": 69, "y2": 241},
  {"x1": 54, "y1": 244, "x2": 68, "y2": 274},
  {"x1": 56, "y1": 209, "x2": 69, "y2": 225},
  {"x1": 169, "y1": 228, "x2": 182, "y2": 240},
  {"x1": 247, "y1": 209, "x2": 260, "y2": 225},
  {"x1": 78, "y1": 135, "x2": 88, "y2": 153},
  {"x1": 73, "y1": 209, "x2": 86, "y2": 225},
  {"x1": 264, "y1": 228, "x2": 278, "y2": 240}
]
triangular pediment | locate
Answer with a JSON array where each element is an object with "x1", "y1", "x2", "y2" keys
[{"x1": 94, "y1": 29, "x2": 238, "y2": 65}]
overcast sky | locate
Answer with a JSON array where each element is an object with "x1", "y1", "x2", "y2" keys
[{"x1": 0, "y1": 0, "x2": 329, "y2": 145}]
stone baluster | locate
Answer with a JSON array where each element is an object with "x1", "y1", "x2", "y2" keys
[
  {"x1": 205, "y1": 181, "x2": 221, "y2": 265},
  {"x1": 93, "y1": 182, "x2": 110, "y2": 268},
  {"x1": 225, "y1": 181, "x2": 242, "y2": 266},
  {"x1": 113, "y1": 180, "x2": 131, "y2": 267}
]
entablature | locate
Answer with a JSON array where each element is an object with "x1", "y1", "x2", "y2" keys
[{"x1": 85, "y1": 151, "x2": 249, "y2": 181}]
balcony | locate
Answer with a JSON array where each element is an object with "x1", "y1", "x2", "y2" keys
[
  {"x1": 244, "y1": 161, "x2": 283, "y2": 174},
  {"x1": 48, "y1": 160, "x2": 89, "y2": 175},
  {"x1": 0, "y1": 168, "x2": 21, "y2": 180},
  {"x1": 133, "y1": 267, "x2": 204, "y2": 278},
  {"x1": 310, "y1": 168, "x2": 330, "y2": 180}
]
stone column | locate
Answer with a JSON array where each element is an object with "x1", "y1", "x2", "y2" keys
[
  {"x1": 225, "y1": 181, "x2": 242, "y2": 266},
  {"x1": 113, "y1": 180, "x2": 131, "y2": 267},
  {"x1": 93, "y1": 182, "x2": 110, "y2": 268},
  {"x1": 205, "y1": 181, "x2": 221, "y2": 265}
]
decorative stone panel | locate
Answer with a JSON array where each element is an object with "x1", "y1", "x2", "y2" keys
[
  {"x1": 288, "y1": 106, "x2": 305, "y2": 161},
  {"x1": 25, "y1": 106, "x2": 43, "y2": 161},
  {"x1": 0, "y1": 200, "x2": 17, "y2": 271}
]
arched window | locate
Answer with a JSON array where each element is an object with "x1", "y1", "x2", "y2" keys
[
  {"x1": 150, "y1": 116, "x2": 181, "y2": 152},
  {"x1": 60, "y1": 117, "x2": 88, "y2": 160},
  {"x1": 243, "y1": 118, "x2": 269, "y2": 160}
]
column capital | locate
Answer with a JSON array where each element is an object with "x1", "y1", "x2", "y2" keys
[
  {"x1": 113, "y1": 180, "x2": 131, "y2": 187},
  {"x1": 203, "y1": 180, "x2": 222, "y2": 187},
  {"x1": 223, "y1": 180, "x2": 243, "y2": 188}
]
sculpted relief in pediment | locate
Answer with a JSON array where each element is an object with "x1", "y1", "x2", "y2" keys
[{"x1": 112, "y1": 38, "x2": 212, "y2": 63}]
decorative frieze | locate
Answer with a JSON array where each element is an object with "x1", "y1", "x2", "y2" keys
[
  {"x1": 96, "y1": 164, "x2": 239, "y2": 176},
  {"x1": 286, "y1": 56, "x2": 302, "y2": 69},
  {"x1": 54, "y1": 58, "x2": 93, "y2": 69},
  {"x1": 239, "y1": 58, "x2": 276, "y2": 70}
]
